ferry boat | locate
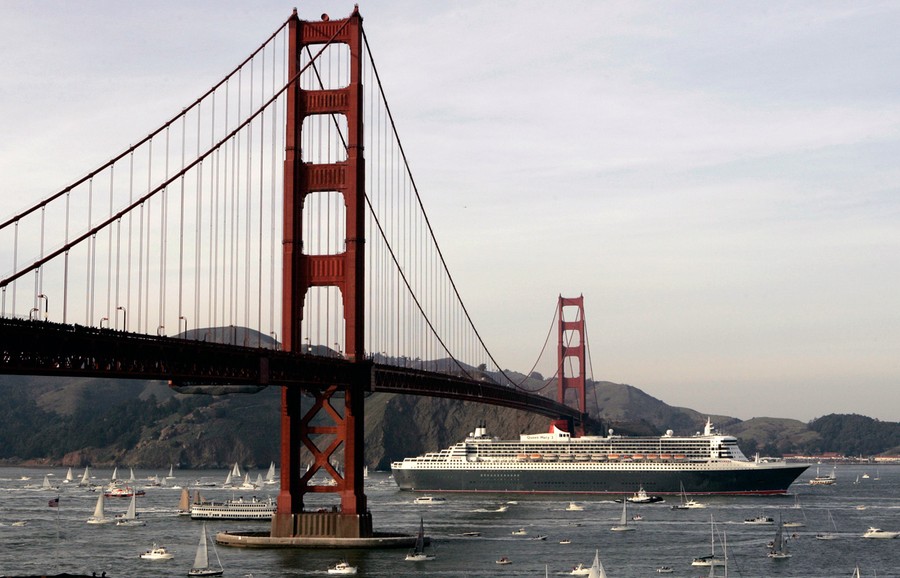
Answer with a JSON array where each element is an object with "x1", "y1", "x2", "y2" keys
[
  {"x1": 190, "y1": 496, "x2": 276, "y2": 520},
  {"x1": 390, "y1": 419, "x2": 808, "y2": 495}
]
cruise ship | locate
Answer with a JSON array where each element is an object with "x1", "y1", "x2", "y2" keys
[
  {"x1": 391, "y1": 419, "x2": 808, "y2": 495},
  {"x1": 190, "y1": 496, "x2": 277, "y2": 520}
]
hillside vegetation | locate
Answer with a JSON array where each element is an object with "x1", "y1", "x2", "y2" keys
[{"x1": 1, "y1": 371, "x2": 897, "y2": 468}]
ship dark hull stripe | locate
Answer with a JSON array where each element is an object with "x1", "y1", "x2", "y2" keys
[{"x1": 391, "y1": 465, "x2": 809, "y2": 495}]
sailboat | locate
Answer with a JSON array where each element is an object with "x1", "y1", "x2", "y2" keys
[
  {"x1": 86, "y1": 494, "x2": 112, "y2": 525},
  {"x1": 231, "y1": 462, "x2": 241, "y2": 478},
  {"x1": 405, "y1": 517, "x2": 435, "y2": 561},
  {"x1": 815, "y1": 510, "x2": 839, "y2": 540},
  {"x1": 78, "y1": 466, "x2": 91, "y2": 487},
  {"x1": 767, "y1": 517, "x2": 791, "y2": 559},
  {"x1": 116, "y1": 493, "x2": 146, "y2": 526},
  {"x1": 610, "y1": 498, "x2": 635, "y2": 532},
  {"x1": 64, "y1": 467, "x2": 74, "y2": 483},
  {"x1": 129, "y1": 467, "x2": 136, "y2": 482},
  {"x1": 223, "y1": 471, "x2": 233, "y2": 487},
  {"x1": 239, "y1": 472, "x2": 256, "y2": 489},
  {"x1": 265, "y1": 461, "x2": 277, "y2": 484},
  {"x1": 189, "y1": 523, "x2": 224, "y2": 576},
  {"x1": 111, "y1": 466, "x2": 119, "y2": 482},
  {"x1": 692, "y1": 516, "x2": 726, "y2": 567},
  {"x1": 166, "y1": 464, "x2": 176, "y2": 479},
  {"x1": 587, "y1": 549, "x2": 608, "y2": 578},
  {"x1": 851, "y1": 565, "x2": 861, "y2": 578},
  {"x1": 178, "y1": 488, "x2": 193, "y2": 516},
  {"x1": 672, "y1": 481, "x2": 706, "y2": 510},
  {"x1": 41, "y1": 475, "x2": 54, "y2": 490},
  {"x1": 784, "y1": 495, "x2": 806, "y2": 527}
]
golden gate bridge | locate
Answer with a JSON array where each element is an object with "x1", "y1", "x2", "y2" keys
[{"x1": 0, "y1": 7, "x2": 595, "y2": 544}]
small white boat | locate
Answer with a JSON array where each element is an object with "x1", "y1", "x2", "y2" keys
[
  {"x1": 570, "y1": 562, "x2": 590, "y2": 575},
  {"x1": 610, "y1": 498, "x2": 635, "y2": 532},
  {"x1": 656, "y1": 567, "x2": 674, "y2": 574},
  {"x1": 86, "y1": 494, "x2": 112, "y2": 525},
  {"x1": 495, "y1": 556, "x2": 512, "y2": 565},
  {"x1": 744, "y1": 514, "x2": 774, "y2": 525},
  {"x1": 862, "y1": 527, "x2": 899, "y2": 539},
  {"x1": 559, "y1": 538, "x2": 572, "y2": 545},
  {"x1": 530, "y1": 534, "x2": 548, "y2": 541},
  {"x1": 815, "y1": 509, "x2": 839, "y2": 540},
  {"x1": 115, "y1": 494, "x2": 146, "y2": 526},
  {"x1": 511, "y1": 527, "x2": 528, "y2": 536},
  {"x1": 140, "y1": 544, "x2": 174, "y2": 560},
  {"x1": 327, "y1": 561, "x2": 358, "y2": 575},
  {"x1": 413, "y1": 495, "x2": 446, "y2": 505},
  {"x1": 566, "y1": 502, "x2": 584, "y2": 511},
  {"x1": 672, "y1": 481, "x2": 706, "y2": 509},
  {"x1": 189, "y1": 523, "x2": 224, "y2": 576}
]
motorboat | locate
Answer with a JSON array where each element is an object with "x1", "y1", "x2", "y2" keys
[
  {"x1": 495, "y1": 557, "x2": 512, "y2": 565},
  {"x1": 530, "y1": 534, "x2": 548, "y2": 541},
  {"x1": 559, "y1": 538, "x2": 572, "y2": 545},
  {"x1": 570, "y1": 562, "x2": 590, "y2": 575},
  {"x1": 413, "y1": 495, "x2": 446, "y2": 505},
  {"x1": 626, "y1": 485, "x2": 664, "y2": 503},
  {"x1": 744, "y1": 515, "x2": 774, "y2": 524},
  {"x1": 140, "y1": 544, "x2": 174, "y2": 560},
  {"x1": 511, "y1": 527, "x2": 528, "y2": 536},
  {"x1": 862, "y1": 527, "x2": 899, "y2": 539},
  {"x1": 327, "y1": 561, "x2": 358, "y2": 575},
  {"x1": 656, "y1": 567, "x2": 674, "y2": 574}
]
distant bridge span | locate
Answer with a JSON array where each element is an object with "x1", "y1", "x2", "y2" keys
[{"x1": 0, "y1": 317, "x2": 588, "y2": 423}]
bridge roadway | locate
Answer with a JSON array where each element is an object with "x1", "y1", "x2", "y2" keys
[{"x1": 0, "y1": 317, "x2": 588, "y2": 424}]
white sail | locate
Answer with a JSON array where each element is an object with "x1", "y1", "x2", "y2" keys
[
  {"x1": 93, "y1": 494, "x2": 105, "y2": 518},
  {"x1": 587, "y1": 549, "x2": 607, "y2": 578},
  {"x1": 87, "y1": 493, "x2": 113, "y2": 525},
  {"x1": 193, "y1": 524, "x2": 210, "y2": 570},
  {"x1": 41, "y1": 475, "x2": 53, "y2": 490},
  {"x1": 224, "y1": 471, "x2": 233, "y2": 486},
  {"x1": 111, "y1": 466, "x2": 118, "y2": 481},
  {"x1": 231, "y1": 462, "x2": 241, "y2": 477},
  {"x1": 79, "y1": 466, "x2": 91, "y2": 486},
  {"x1": 265, "y1": 462, "x2": 276, "y2": 483},
  {"x1": 124, "y1": 494, "x2": 137, "y2": 519},
  {"x1": 255, "y1": 473, "x2": 264, "y2": 486},
  {"x1": 167, "y1": 464, "x2": 175, "y2": 479},
  {"x1": 129, "y1": 467, "x2": 136, "y2": 482},
  {"x1": 65, "y1": 467, "x2": 74, "y2": 482}
]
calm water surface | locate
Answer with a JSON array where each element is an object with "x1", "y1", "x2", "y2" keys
[{"x1": 0, "y1": 465, "x2": 897, "y2": 577}]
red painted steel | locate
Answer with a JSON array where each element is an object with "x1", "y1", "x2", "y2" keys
[
  {"x1": 276, "y1": 7, "x2": 368, "y2": 537},
  {"x1": 557, "y1": 295, "x2": 586, "y2": 414}
]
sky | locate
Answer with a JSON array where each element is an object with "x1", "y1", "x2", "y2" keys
[{"x1": 2, "y1": 1, "x2": 899, "y2": 423}]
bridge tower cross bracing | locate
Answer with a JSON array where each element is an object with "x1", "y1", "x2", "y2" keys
[
  {"x1": 557, "y1": 295, "x2": 586, "y2": 428},
  {"x1": 274, "y1": 7, "x2": 371, "y2": 539}
]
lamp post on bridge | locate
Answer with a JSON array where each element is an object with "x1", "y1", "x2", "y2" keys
[
  {"x1": 37, "y1": 293, "x2": 48, "y2": 321},
  {"x1": 28, "y1": 307, "x2": 39, "y2": 321},
  {"x1": 179, "y1": 316, "x2": 188, "y2": 337},
  {"x1": 99, "y1": 316, "x2": 109, "y2": 329},
  {"x1": 115, "y1": 306, "x2": 126, "y2": 331}
]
